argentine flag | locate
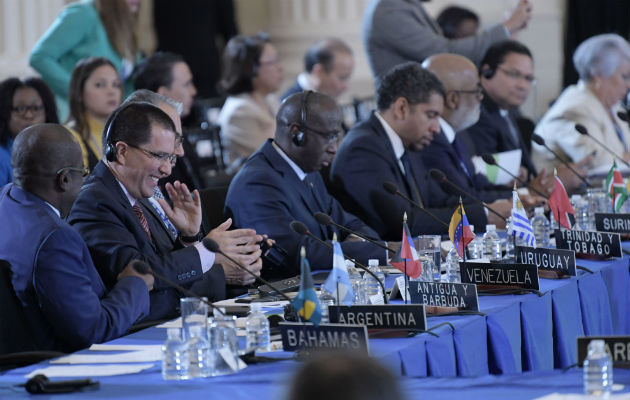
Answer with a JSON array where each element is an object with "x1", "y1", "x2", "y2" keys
[{"x1": 322, "y1": 239, "x2": 354, "y2": 306}]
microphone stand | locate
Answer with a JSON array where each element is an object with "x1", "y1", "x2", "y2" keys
[
  {"x1": 530, "y1": 134, "x2": 591, "y2": 188},
  {"x1": 313, "y1": 212, "x2": 396, "y2": 253},
  {"x1": 575, "y1": 124, "x2": 630, "y2": 168},
  {"x1": 382, "y1": 181, "x2": 449, "y2": 228}
]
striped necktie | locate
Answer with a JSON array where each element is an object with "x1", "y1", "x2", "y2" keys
[{"x1": 133, "y1": 202, "x2": 152, "y2": 240}]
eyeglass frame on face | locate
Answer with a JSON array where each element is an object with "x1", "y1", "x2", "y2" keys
[
  {"x1": 11, "y1": 104, "x2": 45, "y2": 116},
  {"x1": 453, "y1": 84, "x2": 484, "y2": 96},
  {"x1": 56, "y1": 166, "x2": 90, "y2": 177},
  {"x1": 496, "y1": 66, "x2": 536, "y2": 84},
  {"x1": 290, "y1": 122, "x2": 340, "y2": 144},
  {"x1": 125, "y1": 142, "x2": 178, "y2": 164}
]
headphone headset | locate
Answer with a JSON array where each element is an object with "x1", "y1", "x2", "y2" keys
[
  {"x1": 481, "y1": 67, "x2": 495, "y2": 79},
  {"x1": 103, "y1": 102, "x2": 134, "y2": 162},
  {"x1": 292, "y1": 90, "x2": 313, "y2": 147}
]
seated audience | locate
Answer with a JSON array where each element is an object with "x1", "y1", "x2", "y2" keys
[
  {"x1": 0, "y1": 123, "x2": 152, "y2": 352},
  {"x1": 533, "y1": 33, "x2": 630, "y2": 174},
  {"x1": 436, "y1": 6, "x2": 480, "y2": 39},
  {"x1": 217, "y1": 33, "x2": 283, "y2": 169},
  {"x1": 331, "y1": 62, "x2": 500, "y2": 240},
  {"x1": 0, "y1": 77, "x2": 58, "y2": 187},
  {"x1": 281, "y1": 38, "x2": 354, "y2": 101},
  {"x1": 225, "y1": 91, "x2": 390, "y2": 279},
  {"x1": 68, "y1": 102, "x2": 263, "y2": 321},
  {"x1": 66, "y1": 57, "x2": 122, "y2": 170}
]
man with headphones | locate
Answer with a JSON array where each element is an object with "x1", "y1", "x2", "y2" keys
[
  {"x1": 224, "y1": 91, "x2": 390, "y2": 279},
  {"x1": 69, "y1": 102, "x2": 263, "y2": 321}
]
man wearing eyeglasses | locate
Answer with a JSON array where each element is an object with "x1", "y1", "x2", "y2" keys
[
  {"x1": 0, "y1": 124, "x2": 154, "y2": 351},
  {"x1": 225, "y1": 91, "x2": 390, "y2": 279},
  {"x1": 69, "y1": 102, "x2": 263, "y2": 321}
]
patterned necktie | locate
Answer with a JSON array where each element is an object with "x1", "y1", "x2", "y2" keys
[
  {"x1": 133, "y1": 202, "x2": 152, "y2": 240},
  {"x1": 400, "y1": 152, "x2": 424, "y2": 208},
  {"x1": 452, "y1": 137, "x2": 472, "y2": 179}
]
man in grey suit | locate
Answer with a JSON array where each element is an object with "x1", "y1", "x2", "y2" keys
[{"x1": 362, "y1": 0, "x2": 532, "y2": 81}]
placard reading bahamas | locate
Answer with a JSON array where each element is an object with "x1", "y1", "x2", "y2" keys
[
  {"x1": 515, "y1": 246, "x2": 576, "y2": 276},
  {"x1": 279, "y1": 323, "x2": 369, "y2": 353},
  {"x1": 554, "y1": 229, "x2": 621, "y2": 257},
  {"x1": 407, "y1": 281, "x2": 479, "y2": 311},
  {"x1": 328, "y1": 305, "x2": 426, "y2": 331},
  {"x1": 595, "y1": 213, "x2": 630, "y2": 234},
  {"x1": 460, "y1": 262, "x2": 539, "y2": 290}
]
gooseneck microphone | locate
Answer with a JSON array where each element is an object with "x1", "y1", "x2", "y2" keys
[
  {"x1": 575, "y1": 123, "x2": 630, "y2": 168},
  {"x1": 289, "y1": 220, "x2": 388, "y2": 304},
  {"x1": 530, "y1": 133, "x2": 592, "y2": 188},
  {"x1": 313, "y1": 212, "x2": 396, "y2": 253},
  {"x1": 481, "y1": 153, "x2": 549, "y2": 199},
  {"x1": 130, "y1": 259, "x2": 225, "y2": 315},
  {"x1": 429, "y1": 169, "x2": 506, "y2": 221},
  {"x1": 382, "y1": 181, "x2": 449, "y2": 228},
  {"x1": 201, "y1": 238, "x2": 293, "y2": 303}
]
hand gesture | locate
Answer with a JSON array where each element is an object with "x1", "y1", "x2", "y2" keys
[{"x1": 157, "y1": 181, "x2": 201, "y2": 236}]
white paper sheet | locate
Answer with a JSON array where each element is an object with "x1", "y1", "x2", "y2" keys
[
  {"x1": 472, "y1": 149, "x2": 522, "y2": 185},
  {"x1": 89, "y1": 344, "x2": 162, "y2": 352},
  {"x1": 25, "y1": 364, "x2": 155, "y2": 378},
  {"x1": 50, "y1": 349, "x2": 161, "y2": 364}
]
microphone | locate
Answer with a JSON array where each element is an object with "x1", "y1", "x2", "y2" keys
[
  {"x1": 130, "y1": 259, "x2": 225, "y2": 316},
  {"x1": 201, "y1": 238, "x2": 293, "y2": 303},
  {"x1": 481, "y1": 153, "x2": 549, "y2": 199},
  {"x1": 382, "y1": 181, "x2": 449, "y2": 228},
  {"x1": 530, "y1": 133, "x2": 592, "y2": 187},
  {"x1": 575, "y1": 123, "x2": 630, "y2": 168},
  {"x1": 313, "y1": 212, "x2": 396, "y2": 253},
  {"x1": 289, "y1": 220, "x2": 388, "y2": 304},
  {"x1": 429, "y1": 169, "x2": 506, "y2": 221}
]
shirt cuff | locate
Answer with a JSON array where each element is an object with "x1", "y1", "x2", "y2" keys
[{"x1": 194, "y1": 241, "x2": 216, "y2": 273}]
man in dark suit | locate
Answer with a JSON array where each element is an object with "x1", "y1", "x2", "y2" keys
[
  {"x1": 281, "y1": 38, "x2": 354, "y2": 102},
  {"x1": 0, "y1": 124, "x2": 153, "y2": 351},
  {"x1": 69, "y1": 103, "x2": 263, "y2": 321},
  {"x1": 225, "y1": 91, "x2": 390, "y2": 279},
  {"x1": 330, "y1": 62, "x2": 507, "y2": 241}
]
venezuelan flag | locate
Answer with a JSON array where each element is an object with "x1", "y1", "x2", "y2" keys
[{"x1": 449, "y1": 203, "x2": 474, "y2": 258}]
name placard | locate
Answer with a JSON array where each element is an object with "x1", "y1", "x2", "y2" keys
[
  {"x1": 554, "y1": 229, "x2": 622, "y2": 258},
  {"x1": 595, "y1": 213, "x2": 630, "y2": 234},
  {"x1": 515, "y1": 246, "x2": 577, "y2": 276},
  {"x1": 408, "y1": 281, "x2": 479, "y2": 311},
  {"x1": 328, "y1": 304, "x2": 426, "y2": 331},
  {"x1": 279, "y1": 322, "x2": 369, "y2": 353},
  {"x1": 461, "y1": 262, "x2": 539, "y2": 290},
  {"x1": 577, "y1": 336, "x2": 630, "y2": 369}
]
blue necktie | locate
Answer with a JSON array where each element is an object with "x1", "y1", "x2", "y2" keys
[
  {"x1": 452, "y1": 137, "x2": 472, "y2": 180},
  {"x1": 400, "y1": 152, "x2": 424, "y2": 207}
]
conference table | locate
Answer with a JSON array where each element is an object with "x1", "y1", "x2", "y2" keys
[{"x1": 0, "y1": 245, "x2": 628, "y2": 399}]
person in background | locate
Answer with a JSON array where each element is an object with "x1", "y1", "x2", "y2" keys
[
  {"x1": 281, "y1": 38, "x2": 354, "y2": 101},
  {"x1": 29, "y1": 0, "x2": 140, "y2": 119},
  {"x1": 533, "y1": 34, "x2": 630, "y2": 175},
  {"x1": 66, "y1": 57, "x2": 122, "y2": 171},
  {"x1": 217, "y1": 33, "x2": 283, "y2": 170},
  {"x1": 0, "y1": 77, "x2": 58, "y2": 187},
  {"x1": 436, "y1": 5, "x2": 480, "y2": 39}
]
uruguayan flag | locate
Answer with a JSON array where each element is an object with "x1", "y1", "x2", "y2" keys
[
  {"x1": 322, "y1": 240, "x2": 354, "y2": 306},
  {"x1": 508, "y1": 190, "x2": 536, "y2": 247}
]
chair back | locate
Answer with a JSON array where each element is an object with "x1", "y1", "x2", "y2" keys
[{"x1": 0, "y1": 260, "x2": 37, "y2": 354}]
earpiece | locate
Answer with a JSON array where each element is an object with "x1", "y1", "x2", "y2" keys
[
  {"x1": 292, "y1": 91, "x2": 312, "y2": 147},
  {"x1": 481, "y1": 67, "x2": 495, "y2": 79},
  {"x1": 103, "y1": 103, "x2": 131, "y2": 162}
]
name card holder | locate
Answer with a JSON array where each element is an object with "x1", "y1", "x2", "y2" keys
[
  {"x1": 577, "y1": 336, "x2": 630, "y2": 369},
  {"x1": 595, "y1": 213, "x2": 630, "y2": 234},
  {"x1": 328, "y1": 304, "x2": 427, "y2": 332},
  {"x1": 408, "y1": 281, "x2": 479, "y2": 312},
  {"x1": 554, "y1": 229, "x2": 622, "y2": 258},
  {"x1": 460, "y1": 262, "x2": 540, "y2": 293},
  {"x1": 515, "y1": 246, "x2": 577, "y2": 277},
  {"x1": 279, "y1": 322, "x2": 369, "y2": 353}
]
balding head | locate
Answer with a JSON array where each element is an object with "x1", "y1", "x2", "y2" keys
[{"x1": 422, "y1": 54, "x2": 483, "y2": 131}]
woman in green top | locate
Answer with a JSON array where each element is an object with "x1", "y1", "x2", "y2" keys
[{"x1": 29, "y1": 0, "x2": 139, "y2": 120}]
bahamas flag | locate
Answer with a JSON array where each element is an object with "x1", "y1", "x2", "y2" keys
[
  {"x1": 448, "y1": 203, "x2": 475, "y2": 258},
  {"x1": 322, "y1": 238, "x2": 354, "y2": 306},
  {"x1": 291, "y1": 247, "x2": 322, "y2": 325},
  {"x1": 390, "y1": 215, "x2": 422, "y2": 279}
]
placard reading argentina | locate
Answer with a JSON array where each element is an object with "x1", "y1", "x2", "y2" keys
[
  {"x1": 328, "y1": 305, "x2": 427, "y2": 331},
  {"x1": 515, "y1": 246, "x2": 576, "y2": 276},
  {"x1": 554, "y1": 229, "x2": 622, "y2": 257},
  {"x1": 408, "y1": 281, "x2": 479, "y2": 311},
  {"x1": 595, "y1": 213, "x2": 630, "y2": 234},
  {"x1": 460, "y1": 262, "x2": 539, "y2": 290},
  {"x1": 279, "y1": 323, "x2": 369, "y2": 353}
]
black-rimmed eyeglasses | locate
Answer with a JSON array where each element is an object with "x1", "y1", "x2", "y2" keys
[
  {"x1": 127, "y1": 143, "x2": 177, "y2": 164},
  {"x1": 454, "y1": 84, "x2": 484, "y2": 96}
]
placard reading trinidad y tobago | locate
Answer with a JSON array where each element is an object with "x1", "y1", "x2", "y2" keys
[{"x1": 554, "y1": 229, "x2": 621, "y2": 258}]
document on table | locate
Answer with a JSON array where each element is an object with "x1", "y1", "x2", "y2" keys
[
  {"x1": 50, "y1": 349, "x2": 161, "y2": 364},
  {"x1": 25, "y1": 364, "x2": 154, "y2": 378},
  {"x1": 472, "y1": 149, "x2": 522, "y2": 185}
]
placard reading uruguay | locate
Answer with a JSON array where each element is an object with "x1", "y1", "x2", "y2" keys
[
  {"x1": 577, "y1": 336, "x2": 630, "y2": 368},
  {"x1": 460, "y1": 262, "x2": 539, "y2": 290},
  {"x1": 279, "y1": 323, "x2": 369, "y2": 353},
  {"x1": 554, "y1": 229, "x2": 621, "y2": 258},
  {"x1": 515, "y1": 246, "x2": 576, "y2": 276},
  {"x1": 408, "y1": 281, "x2": 479, "y2": 311},
  {"x1": 328, "y1": 305, "x2": 426, "y2": 331},
  {"x1": 595, "y1": 213, "x2": 630, "y2": 234}
]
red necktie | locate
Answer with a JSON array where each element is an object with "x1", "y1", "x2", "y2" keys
[{"x1": 133, "y1": 203, "x2": 152, "y2": 240}]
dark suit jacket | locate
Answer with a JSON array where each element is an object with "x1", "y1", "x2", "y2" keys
[
  {"x1": 224, "y1": 140, "x2": 386, "y2": 279},
  {"x1": 330, "y1": 113, "x2": 487, "y2": 241},
  {"x1": 0, "y1": 184, "x2": 149, "y2": 352},
  {"x1": 464, "y1": 95, "x2": 536, "y2": 176},
  {"x1": 421, "y1": 130, "x2": 511, "y2": 203},
  {"x1": 69, "y1": 161, "x2": 217, "y2": 321},
  {"x1": 281, "y1": 79, "x2": 304, "y2": 102}
]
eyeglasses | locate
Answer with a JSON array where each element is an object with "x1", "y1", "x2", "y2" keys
[
  {"x1": 11, "y1": 105, "x2": 44, "y2": 115},
  {"x1": 56, "y1": 166, "x2": 90, "y2": 177},
  {"x1": 127, "y1": 143, "x2": 177, "y2": 164},
  {"x1": 454, "y1": 84, "x2": 484, "y2": 96},
  {"x1": 497, "y1": 66, "x2": 536, "y2": 84},
  {"x1": 302, "y1": 124, "x2": 340, "y2": 144}
]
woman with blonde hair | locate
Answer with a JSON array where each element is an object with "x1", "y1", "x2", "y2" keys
[{"x1": 30, "y1": 0, "x2": 139, "y2": 119}]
